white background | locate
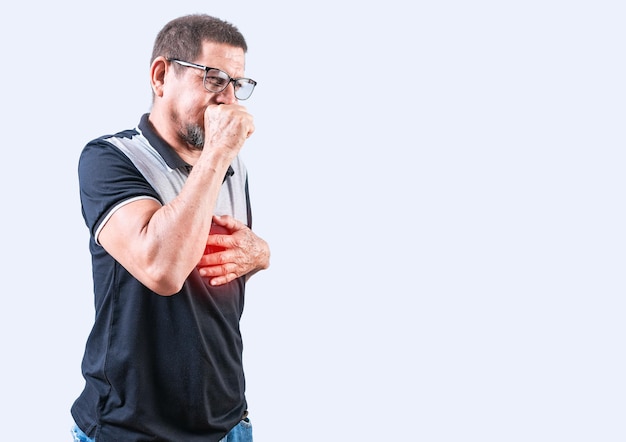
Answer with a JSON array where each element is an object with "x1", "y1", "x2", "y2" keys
[{"x1": 0, "y1": 1, "x2": 624, "y2": 440}]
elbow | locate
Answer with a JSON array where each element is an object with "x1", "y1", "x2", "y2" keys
[
  {"x1": 141, "y1": 265, "x2": 188, "y2": 297},
  {"x1": 152, "y1": 281, "x2": 184, "y2": 297}
]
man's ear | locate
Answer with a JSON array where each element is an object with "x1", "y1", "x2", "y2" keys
[{"x1": 150, "y1": 56, "x2": 169, "y2": 97}]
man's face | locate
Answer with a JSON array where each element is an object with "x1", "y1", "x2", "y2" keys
[{"x1": 166, "y1": 42, "x2": 246, "y2": 149}]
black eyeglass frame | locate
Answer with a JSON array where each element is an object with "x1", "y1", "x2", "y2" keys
[{"x1": 168, "y1": 58, "x2": 257, "y2": 100}]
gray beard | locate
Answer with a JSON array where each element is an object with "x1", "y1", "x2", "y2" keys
[{"x1": 182, "y1": 124, "x2": 204, "y2": 150}]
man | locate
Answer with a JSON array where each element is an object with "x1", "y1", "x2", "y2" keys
[{"x1": 71, "y1": 14, "x2": 270, "y2": 442}]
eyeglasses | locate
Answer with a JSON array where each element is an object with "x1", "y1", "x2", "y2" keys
[{"x1": 169, "y1": 59, "x2": 257, "y2": 100}]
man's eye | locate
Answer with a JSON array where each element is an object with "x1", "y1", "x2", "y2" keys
[{"x1": 207, "y1": 76, "x2": 228, "y2": 88}]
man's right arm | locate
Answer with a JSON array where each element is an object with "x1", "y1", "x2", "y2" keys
[{"x1": 97, "y1": 105, "x2": 254, "y2": 296}]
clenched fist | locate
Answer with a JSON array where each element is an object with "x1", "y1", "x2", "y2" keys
[{"x1": 203, "y1": 103, "x2": 255, "y2": 156}]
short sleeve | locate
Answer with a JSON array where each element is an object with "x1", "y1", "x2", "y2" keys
[{"x1": 78, "y1": 137, "x2": 162, "y2": 240}]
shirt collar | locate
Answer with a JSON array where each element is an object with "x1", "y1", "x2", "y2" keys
[{"x1": 137, "y1": 113, "x2": 234, "y2": 180}]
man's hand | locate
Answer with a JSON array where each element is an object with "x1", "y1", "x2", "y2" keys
[
  {"x1": 197, "y1": 215, "x2": 270, "y2": 286},
  {"x1": 203, "y1": 104, "x2": 255, "y2": 155}
]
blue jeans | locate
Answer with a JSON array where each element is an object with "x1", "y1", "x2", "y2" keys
[
  {"x1": 71, "y1": 418, "x2": 253, "y2": 442},
  {"x1": 219, "y1": 417, "x2": 253, "y2": 442},
  {"x1": 70, "y1": 425, "x2": 92, "y2": 442}
]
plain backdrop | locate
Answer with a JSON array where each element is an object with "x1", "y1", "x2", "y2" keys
[{"x1": 0, "y1": 1, "x2": 624, "y2": 440}]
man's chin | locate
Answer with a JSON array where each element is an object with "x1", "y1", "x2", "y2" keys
[{"x1": 183, "y1": 125, "x2": 205, "y2": 150}]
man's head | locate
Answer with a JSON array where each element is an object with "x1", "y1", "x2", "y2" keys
[{"x1": 147, "y1": 14, "x2": 254, "y2": 156}]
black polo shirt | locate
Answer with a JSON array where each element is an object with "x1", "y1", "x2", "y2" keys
[{"x1": 72, "y1": 114, "x2": 251, "y2": 441}]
